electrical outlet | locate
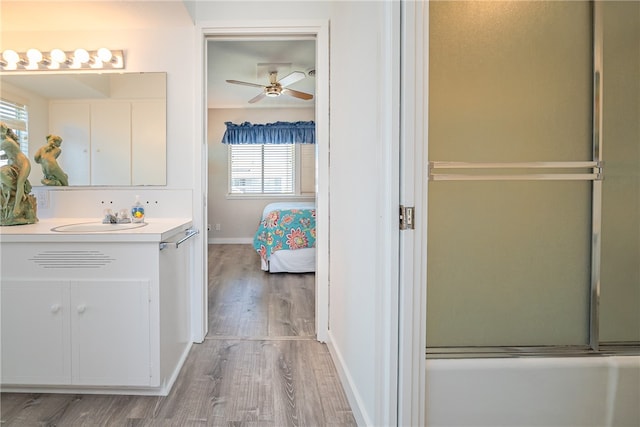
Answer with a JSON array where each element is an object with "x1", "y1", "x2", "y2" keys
[
  {"x1": 207, "y1": 224, "x2": 211, "y2": 231},
  {"x1": 215, "y1": 224, "x2": 221, "y2": 231}
]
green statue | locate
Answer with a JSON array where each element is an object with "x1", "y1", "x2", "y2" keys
[
  {"x1": 0, "y1": 123, "x2": 38, "y2": 225},
  {"x1": 34, "y1": 134, "x2": 69, "y2": 186}
]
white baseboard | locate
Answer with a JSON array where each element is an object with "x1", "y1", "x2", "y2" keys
[
  {"x1": 209, "y1": 237, "x2": 253, "y2": 245},
  {"x1": 326, "y1": 330, "x2": 369, "y2": 426}
]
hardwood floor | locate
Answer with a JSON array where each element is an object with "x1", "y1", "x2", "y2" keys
[
  {"x1": 0, "y1": 244, "x2": 356, "y2": 426},
  {"x1": 208, "y1": 244, "x2": 315, "y2": 338}
]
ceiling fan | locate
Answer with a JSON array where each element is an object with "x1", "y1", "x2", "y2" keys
[{"x1": 226, "y1": 70, "x2": 314, "y2": 104}]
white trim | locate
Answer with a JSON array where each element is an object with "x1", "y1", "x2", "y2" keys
[
  {"x1": 313, "y1": 20, "x2": 330, "y2": 343},
  {"x1": 377, "y1": 1, "x2": 401, "y2": 425},
  {"x1": 399, "y1": 1, "x2": 428, "y2": 425},
  {"x1": 196, "y1": 19, "x2": 330, "y2": 343},
  {"x1": 191, "y1": 26, "x2": 208, "y2": 344}
]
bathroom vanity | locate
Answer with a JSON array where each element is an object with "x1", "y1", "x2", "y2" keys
[{"x1": 0, "y1": 218, "x2": 194, "y2": 396}]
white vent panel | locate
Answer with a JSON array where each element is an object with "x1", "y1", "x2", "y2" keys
[{"x1": 29, "y1": 251, "x2": 116, "y2": 269}]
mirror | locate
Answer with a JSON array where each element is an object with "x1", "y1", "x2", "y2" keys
[{"x1": 0, "y1": 72, "x2": 166, "y2": 186}]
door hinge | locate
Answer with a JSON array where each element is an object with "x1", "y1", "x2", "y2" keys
[{"x1": 400, "y1": 205, "x2": 415, "y2": 230}]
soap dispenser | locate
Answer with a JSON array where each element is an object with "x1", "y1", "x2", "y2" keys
[{"x1": 131, "y1": 195, "x2": 145, "y2": 223}]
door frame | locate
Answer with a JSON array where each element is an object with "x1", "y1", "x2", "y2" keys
[
  {"x1": 194, "y1": 20, "x2": 330, "y2": 342},
  {"x1": 399, "y1": 1, "x2": 428, "y2": 425}
]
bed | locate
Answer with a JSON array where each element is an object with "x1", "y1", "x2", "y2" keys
[{"x1": 253, "y1": 201, "x2": 316, "y2": 273}]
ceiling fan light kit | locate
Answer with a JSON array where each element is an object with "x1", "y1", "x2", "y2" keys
[
  {"x1": 226, "y1": 70, "x2": 313, "y2": 104},
  {"x1": 265, "y1": 86, "x2": 281, "y2": 97}
]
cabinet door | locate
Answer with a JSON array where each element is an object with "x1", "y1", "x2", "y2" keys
[
  {"x1": 1, "y1": 280, "x2": 71, "y2": 385},
  {"x1": 70, "y1": 280, "x2": 151, "y2": 386},
  {"x1": 90, "y1": 102, "x2": 131, "y2": 185},
  {"x1": 131, "y1": 100, "x2": 166, "y2": 186},
  {"x1": 49, "y1": 102, "x2": 91, "y2": 185}
]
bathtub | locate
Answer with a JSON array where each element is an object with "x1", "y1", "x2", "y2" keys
[{"x1": 426, "y1": 355, "x2": 640, "y2": 427}]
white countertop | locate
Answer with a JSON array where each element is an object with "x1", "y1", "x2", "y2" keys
[{"x1": 0, "y1": 218, "x2": 193, "y2": 243}]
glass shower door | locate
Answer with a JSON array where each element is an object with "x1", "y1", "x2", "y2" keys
[{"x1": 426, "y1": 0, "x2": 597, "y2": 351}]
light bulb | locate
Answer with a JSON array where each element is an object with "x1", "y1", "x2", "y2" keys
[
  {"x1": 50, "y1": 49, "x2": 67, "y2": 63},
  {"x1": 26, "y1": 48, "x2": 42, "y2": 63},
  {"x1": 2, "y1": 50, "x2": 19, "y2": 65},
  {"x1": 97, "y1": 48, "x2": 112, "y2": 62},
  {"x1": 74, "y1": 48, "x2": 90, "y2": 63}
]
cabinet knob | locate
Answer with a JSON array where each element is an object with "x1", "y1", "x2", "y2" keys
[
  {"x1": 77, "y1": 304, "x2": 86, "y2": 314},
  {"x1": 50, "y1": 304, "x2": 61, "y2": 313}
]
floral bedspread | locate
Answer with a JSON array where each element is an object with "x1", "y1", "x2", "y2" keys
[{"x1": 253, "y1": 208, "x2": 316, "y2": 263}]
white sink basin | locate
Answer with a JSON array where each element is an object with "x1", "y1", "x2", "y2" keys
[{"x1": 51, "y1": 222, "x2": 148, "y2": 233}]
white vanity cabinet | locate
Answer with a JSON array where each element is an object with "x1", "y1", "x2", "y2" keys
[
  {"x1": 0, "y1": 219, "x2": 194, "y2": 395},
  {"x1": 1, "y1": 279, "x2": 150, "y2": 387}
]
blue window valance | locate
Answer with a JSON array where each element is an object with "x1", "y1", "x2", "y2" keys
[{"x1": 221, "y1": 121, "x2": 315, "y2": 145}]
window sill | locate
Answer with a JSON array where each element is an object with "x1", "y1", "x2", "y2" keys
[{"x1": 225, "y1": 193, "x2": 315, "y2": 201}]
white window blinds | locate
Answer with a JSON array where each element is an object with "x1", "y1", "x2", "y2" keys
[
  {"x1": 0, "y1": 98, "x2": 29, "y2": 154},
  {"x1": 229, "y1": 144, "x2": 295, "y2": 194}
]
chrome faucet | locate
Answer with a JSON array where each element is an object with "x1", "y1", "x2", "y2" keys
[
  {"x1": 102, "y1": 209, "x2": 132, "y2": 224},
  {"x1": 102, "y1": 209, "x2": 118, "y2": 224}
]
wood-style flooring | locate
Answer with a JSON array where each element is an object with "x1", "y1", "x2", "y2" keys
[{"x1": 1, "y1": 244, "x2": 356, "y2": 426}]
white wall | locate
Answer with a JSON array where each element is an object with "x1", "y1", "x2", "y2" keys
[
  {"x1": 207, "y1": 108, "x2": 314, "y2": 243},
  {"x1": 327, "y1": 1, "x2": 398, "y2": 425}
]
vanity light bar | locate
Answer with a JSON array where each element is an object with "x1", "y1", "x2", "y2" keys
[{"x1": 0, "y1": 48, "x2": 124, "y2": 72}]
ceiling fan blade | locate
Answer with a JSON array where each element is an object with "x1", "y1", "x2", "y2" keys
[
  {"x1": 282, "y1": 88, "x2": 313, "y2": 101},
  {"x1": 226, "y1": 79, "x2": 264, "y2": 89},
  {"x1": 277, "y1": 71, "x2": 306, "y2": 88},
  {"x1": 248, "y1": 92, "x2": 266, "y2": 104}
]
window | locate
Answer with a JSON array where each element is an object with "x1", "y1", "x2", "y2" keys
[
  {"x1": 228, "y1": 143, "x2": 315, "y2": 195},
  {"x1": 0, "y1": 97, "x2": 29, "y2": 157},
  {"x1": 229, "y1": 144, "x2": 295, "y2": 194}
]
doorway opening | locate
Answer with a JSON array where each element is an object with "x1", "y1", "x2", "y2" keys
[{"x1": 200, "y1": 23, "x2": 330, "y2": 342}]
